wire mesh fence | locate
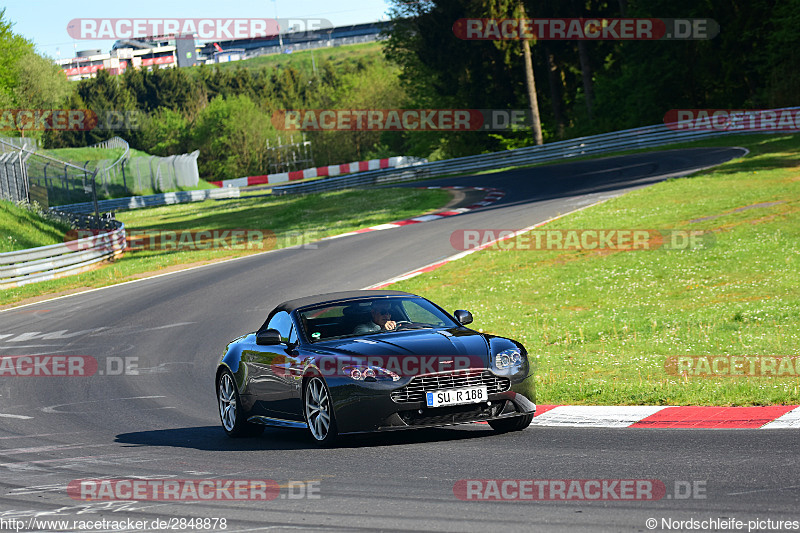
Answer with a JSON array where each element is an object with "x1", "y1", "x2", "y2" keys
[
  {"x1": 0, "y1": 137, "x2": 37, "y2": 152},
  {"x1": 94, "y1": 151, "x2": 200, "y2": 196},
  {"x1": 0, "y1": 135, "x2": 202, "y2": 206},
  {"x1": 0, "y1": 151, "x2": 30, "y2": 203},
  {"x1": 24, "y1": 151, "x2": 99, "y2": 209}
]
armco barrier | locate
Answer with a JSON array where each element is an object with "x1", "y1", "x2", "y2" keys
[
  {"x1": 53, "y1": 187, "x2": 240, "y2": 214},
  {"x1": 272, "y1": 109, "x2": 800, "y2": 195},
  {"x1": 211, "y1": 156, "x2": 425, "y2": 189},
  {"x1": 0, "y1": 221, "x2": 126, "y2": 289}
]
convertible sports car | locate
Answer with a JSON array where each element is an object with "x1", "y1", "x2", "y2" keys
[{"x1": 215, "y1": 290, "x2": 536, "y2": 444}]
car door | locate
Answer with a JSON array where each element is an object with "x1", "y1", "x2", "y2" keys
[{"x1": 247, "y1": 311, "x2": 304, "y2": 420}]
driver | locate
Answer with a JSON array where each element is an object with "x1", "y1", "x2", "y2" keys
[{"x1": 353, "y1": 302, "x2": 397, "y2": 334}]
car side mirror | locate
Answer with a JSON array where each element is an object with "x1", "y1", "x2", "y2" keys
[
  {"x1": 256, "y1": 329, "x2": 282, "y2": 345},
  {"x1": 454, "y1": 310, "x2": 473, "y2": 325}
]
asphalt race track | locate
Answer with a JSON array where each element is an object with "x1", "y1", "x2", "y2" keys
[{"x1": 3, "y1": 146, "x2": 797, "y2": 533}]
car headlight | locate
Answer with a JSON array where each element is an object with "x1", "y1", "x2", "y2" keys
[
  {"x1": 495, "y1": 348, "x2": 523, "y2": 370},
  {"x1": 342, "y1": 365, "x2": 400, "y2": 381}
]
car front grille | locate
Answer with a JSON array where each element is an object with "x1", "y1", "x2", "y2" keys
[
  {"x1": 390, "y1": 370, "x2": 511, "y2": 403},
  {"x1": 398, "y1": 402, "x2": 503, "y2": 426}
]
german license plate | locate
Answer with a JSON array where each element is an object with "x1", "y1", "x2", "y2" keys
[{"x1": 426, "y1": 386, "x2": 488, "y2": 408}]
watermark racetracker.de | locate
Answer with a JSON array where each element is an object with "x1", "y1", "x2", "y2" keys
[
  {"x1": 65, "y1": 229, "x2": 319, "y2": 252},
  {"x1": 454, "y1": 479, "x2": 707, "y2": 501},
  {"x1": 664, "y1": 109, "x2": 800, "y2": 132},
  {"x1": 0, "y1": 356, "x2": 139, "y2": 377},
  {"x1": 665, "y1": 356, "x2": 800, "y2": 377},
  {"x1": 66, "y1": 479, "x2": 321, "y2": 501},
  {"x1": 450, "y1": 229, "x2": 716, "y2": 251},
  {"x1": 67, "y1": 18, "x2": 333, "y2": 40},
  {"x1": 0, "y1": 109, "x2": 142, "y2": 131},
  {"x1": 272, "y1": 109, "x2": 533, "y2": 132},
  {"x1": 452, "y1": 18, "x2": 719, "y2": 40},
  {"x1": 269, "y1": 354, "x2": 489, "y2": 380}
]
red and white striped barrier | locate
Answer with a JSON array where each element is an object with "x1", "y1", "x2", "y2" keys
[
  {"x1": 209, "y1": 156, "x2": 423, "y2": 188},
  {"x1": 525, "y1": 405, "x2": 800, "y2": 429},
  {"x1": 322, "y1": 187, "x2": 504, "y2": 241}
]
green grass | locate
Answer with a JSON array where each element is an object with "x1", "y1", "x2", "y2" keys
[
  {"x1": 107, "y1": 178, "x2": 217, "y2": 199},
  {"x1": 41, "y1": 147, "x2": 126, "y2": 164},
  {"x1": 414, "y1": 132, "x2": 784, "y2": 184},
  {"x1": 193, "y1": 42, "x2": 384, "y2": 75},
  {"x1": 390, "y1": 133, "x2": 800, "y2": 406},
  {"x1": 0, "y1": 201, "x2": 71, "y2": 253},
  {"x1": 0, "y1": 187, "x2": 450, "y2": 306}
]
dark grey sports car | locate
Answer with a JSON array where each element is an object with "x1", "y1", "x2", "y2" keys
[{"x1": 215, "y1": 290, "x2": 536, "y2": 444}]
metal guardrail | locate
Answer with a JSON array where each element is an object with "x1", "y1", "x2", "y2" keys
[
  {"x1": 53, "y1": 187, "x2": 241, "y2": 214},
  {"x1": 0, "y1": 220, "x2": 126, "y2": 289},
  {"x1": 1, "y1": 186, "x2": 240, "y2": 288},
  {"x1": 272, "y1": 108, "x2": 800, "y2": 195}
]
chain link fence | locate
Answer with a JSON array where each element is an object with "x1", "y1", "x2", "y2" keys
[
  {"x1": 0, "y1": 136, "x2": 201, "y2": 207},
  {"x1": 0, "y1": 137, "x2": 37, "y2": 152},
  {"x1": 24, "y1": 151, "x2": 100, "y2": 208},
  {"x1": 90, "y1": 138, "x2": 199, "y2": 198},
  {"x1": 0, "y1": 151, "x2": 30, "y2": 203}
]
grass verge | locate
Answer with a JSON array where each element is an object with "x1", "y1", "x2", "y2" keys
[
  {"x1": 0, "y1": 187, "x2": 450, "y2": 307},
  {"x1": 191, "y1": 42, "x2": 383, "y2": 74},
  {"x1": 390, "y1": 134, "x2": 800, "y2": 406},
  {"x1": 0, "y1": 201, "x2": 70, "y2": 253}
]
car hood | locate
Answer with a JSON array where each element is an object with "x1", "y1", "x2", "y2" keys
[{"x1": 310, "y1": 328, "x2": 490, "y2": 362}]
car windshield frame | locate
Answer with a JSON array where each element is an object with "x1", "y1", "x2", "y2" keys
[{"x1": 295, "y1": 296, "x2": 459, "y2": 343}]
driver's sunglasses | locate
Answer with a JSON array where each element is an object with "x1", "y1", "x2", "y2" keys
[{"x1": 375, "y1": 308, "x2": 391, "y2": 315}]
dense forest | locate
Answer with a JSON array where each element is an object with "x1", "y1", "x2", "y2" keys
[{"x1": 1, "y1": 0, "x2": 797, "y2": 181}]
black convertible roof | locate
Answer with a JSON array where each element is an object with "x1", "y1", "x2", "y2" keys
[{"x1": 273, "y1": 290, "x2": 417, "y2": 314}]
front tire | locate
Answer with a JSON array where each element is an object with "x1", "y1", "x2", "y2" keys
[
  {"x1": 304, "y1": 376, "x2": 338, "y2": 445},
  {"x1": 217, "y1": 369, "x2": 264, "y2": 437},
  {"x1": 488, "y1": 414, "x2": 534, "y2": 433}
]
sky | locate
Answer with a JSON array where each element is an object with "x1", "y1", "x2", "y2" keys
[{"x1": 1, "y1": 0, "x2": 393, "y2": 59}]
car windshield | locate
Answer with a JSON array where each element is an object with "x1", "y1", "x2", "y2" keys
[{"x1": 297, "y1": 297, "x2": 458, "y2": 342}]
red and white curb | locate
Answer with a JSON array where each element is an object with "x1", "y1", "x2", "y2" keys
[
  {"x1": 526, "y1": 405, "x2": 800, "y2": 429},
  {"x1": 363, "y1": 194, "x2": 800, "y2": 430},
  {"x1": 209, "y1": 156, "x2": 423, "y2": 188},
  {"x1": 322, "y1": 187, "x2": 505, "y2": 242},
  {"x1": 366, "y1": 198, "x2": 603, "y2": 289}
]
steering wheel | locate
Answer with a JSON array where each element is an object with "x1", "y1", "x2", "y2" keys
[{"x1": 393, "y1": 321, "x2": 433, "y2": 331}]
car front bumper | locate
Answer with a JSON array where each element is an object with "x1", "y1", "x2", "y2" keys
[{"x1": 329, "y1": 371, "x2": 536, "y2": 434}]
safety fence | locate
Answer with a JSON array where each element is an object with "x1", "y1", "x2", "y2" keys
[
  {"x1": 0, "y1": 151, "x2": 30, "y2": 203},
  {"x1": 272, "y1": 107, "x2": 800, "y2": 195},
  {"x1": 94, "y1": 150, "x2": 201, "y2": 198},
  {"x1": 0, "y1": 218, "x2": 126, "y2": 289},
  {"x1": 0, "y1": 136, "x2": 202, "y2": 207},
  {"x1": 54, "y1": 187, "x2": 240, "y2": 214}
]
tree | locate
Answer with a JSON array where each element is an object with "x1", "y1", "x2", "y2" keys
[
  {"x1": 191, "y1": 94, "x2": 273, "y2": 180},
  {"x1": 14, "y1": 49, "x2": 72, "y2": 110},
  {"x1": 385, "y1": 0, "x2": 540, "y2": 158},
  {"x1": 0, "y1": 9, "x2": 75, "y2": 140},
  {"x1": 0, "y1": 8, "x2": 34, "y2": 109},
  {"x1": 518, "y1": 2, "x2": 543, "y2": 144}
]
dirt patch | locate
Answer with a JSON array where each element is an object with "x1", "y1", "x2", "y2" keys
[{"x1": 690, "y1": 201, "x2": 786, "y2": 223}]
